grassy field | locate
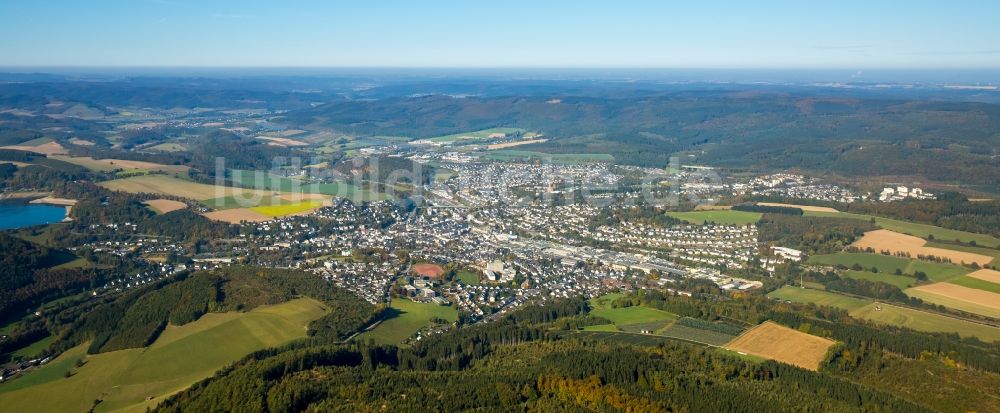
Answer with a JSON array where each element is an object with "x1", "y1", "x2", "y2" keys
[
  {"x1": 250, "y1": 200, "x2": 322, "y2": 217},
  {"x1": 10, "y1": 335, "x2": 55, "y2": 360},
  {"x1": 429, "y1": 127, "x2": 526, "y2": 143},
  {"x1": 949, "y1": 276, "x2": 1000, "y2": 294},
  {"x1": 808, "y1": 252, "x2": 970, "y2": 282},
  {"x1": 906, "y1": 284, "x2": 1000, "y2": 319},
  {"x1": 581, "y1": 324, "x2": 619, "y2": 332},
  {"x1": 590, "y1": 305, "x2": 677, "y2": 325},
  {"x1": 805, "y1": 211, "x2": 1000, "y2": 248},
  {"x1": 657, "y1": 323, "x2": 737, "y2": 346},
  {"x1": 483, "y1": 150, "x2": 615, "y2": 164},
  {"x1": 455, "y1": 268, "x2": 480, "y2": 285},
  {"x1": 562, "y1": 331, "x2": 682, "y2": 347},
  {"x1": 842, "y1": 270, "x2": 917, "y2": 289},
  {"x1": 356, "y1": 299, "x2": 458, "y2": 346},
  {"x1": 230, "y1": 170, "x2": 388, "y2": 201},
  {"x1": 667, "y1": 210, "x2": 762, "y2": 225},
  {"x1": 0, "y1": 298, "x2": 328, "y2": 413},
  {"x1": 767, "y1": 285, "x2": 872, "y2": 312},
  {"x1": 851, "y1": 303, "x2": 1000, "y2": 342},
  {"x1": 51, "y1": 156, "x2": 189, "y2": 174}
]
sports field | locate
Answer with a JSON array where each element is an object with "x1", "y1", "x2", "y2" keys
[
  {"x1": 808, "y1": 252, "x2": 969, "y2": 282},
  {"x1": 767, "y1": 285, "x2": 872, "y2": 311},
  {"x1": 851, "y1": 303, "x2": 1000, "y2": 342},
  {"x1": 455, "y1": 268, "x2": 480, "y2": 285},
  {"x1": 666, "y1": 210, "x2": 762, "y2": 225},
  {"x1": 356, "y1": 299, "x2": 458, "y2": 345},
  {"x1": 851, "y1": 229, "x2": 992, "y2": 267},
  {"x1": 804, "y1": 211, "x2": 1000, "y2": 248},
  {"x1": 725, "y1": 321, "x2": 835, "y2": 371},
  {"x1": 906, "y1": 284, "x2": 1000, "y2": 319},
  {"x1": 412, "y1": 263, "x2": 445, "y2": 279},
  {"x1": 0, "y1": 298, "x2": 327, "y2": 413}
]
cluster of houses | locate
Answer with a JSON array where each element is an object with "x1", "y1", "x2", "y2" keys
[{"x1": 878, "y1": 186, "x2": 934, "y2": 202}]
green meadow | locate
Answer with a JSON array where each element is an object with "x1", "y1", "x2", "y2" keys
[
  {"x1": 804, "y1": 211, "x2": 1000, "y2": 248},
  {"x1": 0, "y1": 298, "x2": 328, "y2": 413},
  {"x1": 851, "y1": 303, "x2": 1000, "y2": 343},
  {"x1": 356, "y1": 299, "x2": 458, "y2": 346},
  {"x1": 808, "y1": 253, "x2": 969, "y2": 282},
  {"x1": 767, "y1": 285, "x2": 872, "y2": 312}
]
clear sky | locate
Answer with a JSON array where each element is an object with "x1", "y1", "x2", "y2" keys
[{"x1": 1, "y1": 0, "x2": 999, "y2": 68}]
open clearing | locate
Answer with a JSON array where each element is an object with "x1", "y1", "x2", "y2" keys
[
  {"x1": 144, "y1": 199, "x2": 187, "y2": 214},
  {"x1": 102, "y1": 175, "x2": 273, "y2": 201},
  {"x1": 949, "y1": 276, "x2": 1000, "y2": 294},
  {"x1": 202, "y1": 208, "x2": 272, "y2": 223},
  {"x1": 851, "y1": 229, "x2": 992, "y2": 267},
  {"x1": 906, "y1": 283, "x2": 1000, "y2": 319},
  {"x1": 804, "y1": 210, "x2": 1000, "y2": 248},
  {"x1": 842, "y1": 270, "x2": 916, "y2": 289},
  {"x1": 250, "y1": 200, "x2": 322, "y2": 217},
  {"x1": 967, "y1": 269, "x2": 1000, "y2": 284},
  {"x1": 590, "y1": 305, "x2": 677, "y2": 325},
  {"x1": 413, "y1": 263, "x2": 445, "y2": 279},
  {"x1": 256, "y1": 136, "x2": 309, "y2": 147},
  {"x1": 808, "y1": 252, "x2": 969, "y2": 282},
  {"x1": 51, "y1": 156, "x2": 189, "y2": 174},
  {"x1": 355, "y1": 299, "x2": 457, "y2": 345},
  {"x1": 757, "y1": 202, "x2": 839, "y2": 212},
  {"x1": 851, "y1": 303, "x2": 1000, "y2": 343},
  {"x1": 429, "y1": 127, "x2": 526, "y2": 143},
  {"x1": 0, "y1": 141, "x2": 67, "y2": 155},
  {"x1": 768, "y1": 285, "x2": 872, "y2": 311},
  {"x1": 0, "y1": 298, "x2": 327, "y2": 413},
  {"x1": 487, "y1": 139, "x2": 548, "y2": 150},
  {"x1": 666, "y1": 210, "x2": 761, "y2": 225},
  {"x1": 725, "y1": 321, "x2": 835, "y2": 371}
]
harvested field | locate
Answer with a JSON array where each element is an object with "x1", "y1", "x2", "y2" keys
[
  {"x1": 851, "y1": 229, "x2": 992, "y2": 267},
  {"x1": 906, "y1": 283, "x2": 1000, "y2": 319},
  {"x1": 757, "y1": 202, "x2": 839, "y2": 213},
  {"x1": 52, "y1": 156, "x2": 189, "y2": 173},
  {"x1": 487, "y1": 139, "x2": 548, "y2": 150},
  {"x1": 102, "y1": 175, "x2": 273, "y2": 201},
  {"x1": 0, "y1": 141, "x2": 67, "y2": 155},
  {"x1": 203, "y1": 208, "x2": 272, "y2": 224},
  {"x1": 67, "y1": 138, "x2": 95, "y2": 146},
  {"x1": 29, "y1": 196, "x2": 77, "y2": 206},
  {"x1": 257, "y1": 136, "x2": 309, "y2": 146},
  {"x1": 725, "y1": 321, "x2": 835, "y2": 371},
  {"x1": 145, "y1": 199, "x2": 187, "y2": 214},
  {"x1": 413, "y1": 263, "x2": 445, "y2": 279},
  {"x1": 968, "y1": 269, "x2": 1000, "y2": 284}
]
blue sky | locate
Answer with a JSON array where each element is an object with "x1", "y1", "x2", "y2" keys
[{"x1": 1, "y1": 0, "x2": 998, "y2": 68}]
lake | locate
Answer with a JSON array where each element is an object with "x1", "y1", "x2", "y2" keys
[{"x1": 0, "y1": 203, "x2": 68, "y2": 230}]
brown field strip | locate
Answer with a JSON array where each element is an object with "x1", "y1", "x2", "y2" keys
[
  {"x1": 725, "y1": 321, "x2": 835, "y2": 371},
  {"x1": 487, "y1": 139, "x2": 548, "y2": 150},
  {"x1": 907, "y1": 283, "x2": 1000, "y2": 318},
  {"x1": 968, "y1": 269, "x2": 1000, "y2": 284},
  {"x1": 202, "y1": 208, "x2": 271, "y2": 224},
  {"x1": 413, "y1": 263, "x2": 445, "y2": 279},
  {"x1": 144, "y1": 199, "x2": 187, "y2": 214},
  {"x1": 852, "y1": 229, "x2": 992, "y2": 267},
  {"x1": 0, "y1": 142, "x2": 68, "y2": 155},
  {"x1": 757, "y1": 202, "x2": 839, "y2": 213}
]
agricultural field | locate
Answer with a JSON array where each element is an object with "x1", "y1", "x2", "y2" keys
[
  {"x1": 767, "y1": 285, "x2": 872, "y2": 312},
  {"x1": 756, "y1": 202, "x2": 839, "y2": 213},
  {"x1": 229, "y1": 170, "x2": 388, "y2": 201},
  {"x1": 804, "y1": 211, "x2": 1000, "y2": 248},
  {"x1": 851, "y1": 303, "x2": 1000, "y2": 342},
  {"x1": 143, "y1": 199, "x2": 187, "y2": 214},
  {"x1": 486, "y1": 139, "x2": 548, "y2": 150},
  {"x1": 851, "y1": 229, "x2": 992, "y2": 267},
  {"x1": 483, "y1": 150, "x2": 615, "y2": 164},
  {"x1": 428, "y1": 127, "x2": 526, "y2": 143},
  {"x1": 101, "y1": 175, "x2": 272, "y2": 202},
  {"x1": 657, "y1": 322, "x2": 738, "y2": 346},
  {"x1": 724, "y1": 321, "x2": 835, "y2": 371},
  {"x1": 925, "y1": 242, "x2": 1000, "y2": 266},
  {"x1": 0, "y1": 298, "x2": 328, "y2": 413},
  {"x1": 666, "y1": 210, "x2": 762, "y2": 225},
  {"x1": 250, "y1": 200, "x2": 322, "y2": 217},
  {"x1": 617, "y1": 320, "x2": 674, "y2": 334},
  {"x1": 967, "y1": 269, "x2": 1000, "y2": 284},
  {"x1": 808, "y1": 252, "x2": 970, "y2": 282},
  {"x1": 149, "y1": 143, "x2": 186, "y2": 152},
  {"x1": 51, "y1": 156, "x2": 189, "y2": 174},
  {"x1": 355, "y1": 299, "x2": 458, "y2": 346},
  {"x1": 906, "y1": 283, "x2": 1000, "y2": 319},
  {"x1": 589, "y1": 305, "x2": 677, "y2": 326},
  {"x1": 948, "y1": 276, "x2": 1000, "y2": 294},
  {"x1": 202, "y1": 208, "x2": 272, "y2": 224},
  {"x1": 842, "y1": 270, "x2": 917, "y2": 289}
]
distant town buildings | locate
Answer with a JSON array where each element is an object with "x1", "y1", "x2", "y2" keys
[{"x1": 878, "y1": 186, "x2": 934, "y2": 202}]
